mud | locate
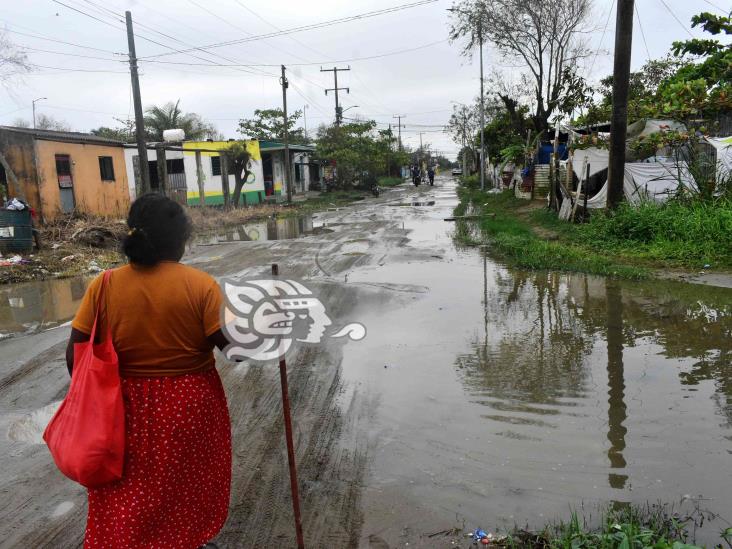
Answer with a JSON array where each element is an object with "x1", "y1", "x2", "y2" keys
[{"x1": 0, "y1": 178, "x2": 730, "y2": 548}]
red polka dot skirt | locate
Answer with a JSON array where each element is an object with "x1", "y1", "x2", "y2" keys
[{"x1": 84, "y1": 369, "x2": 231, "y2": 549}]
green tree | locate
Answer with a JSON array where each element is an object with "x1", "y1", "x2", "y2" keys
[
  {"x1": 144, "y1": 100, "x2": 218, "y2": 141},
  {"x1": 223, "y1": 142, "x2": 253, "y2": 208},
  {"x1": 316, "y1": 121, "x2": 402, "y2": 188},
  {"x1": 237, "y1": 108, "x2": 307, "y2": 143},
  {"x1": 90, "y1": 118, "x2": 136, "y2": 142}
]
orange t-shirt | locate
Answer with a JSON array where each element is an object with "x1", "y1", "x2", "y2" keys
[{"x1": 71, "y1": 262, "x2": 223, "y2": 377}]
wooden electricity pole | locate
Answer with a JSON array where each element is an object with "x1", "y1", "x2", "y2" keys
[
  {"x1": 607, "y1": 0, "x2": 635, "y2": 209},
  {"x1": 125, "y1": 11, "x2": 151, "y2": 194},
  {"x1": 281, "y1": 65, "x2": 293, "y2": 204}
]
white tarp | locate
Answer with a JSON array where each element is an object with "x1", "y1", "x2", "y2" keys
[
  {"x1": 559, "y1": 161, "x2": 697, "y2": 218},
  {"x1": 704, "y1": 136, "x2": 732, "y2": 179},
  {"x1": 571, "y1": 147, "x2": 609, "y2": 179}
]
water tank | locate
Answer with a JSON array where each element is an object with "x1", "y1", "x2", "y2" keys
[
  {"x1": 0, "y1": 209, "x2": 33, "y2": 253},
  {"x1": 163, "y1": 128, "x2": 185, "y2": 142}
]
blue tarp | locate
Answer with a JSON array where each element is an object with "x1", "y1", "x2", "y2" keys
[{"x1": 537, "y1": 143, "x2": 568, "y2": 164}]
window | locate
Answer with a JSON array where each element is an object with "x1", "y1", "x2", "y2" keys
[
  {"x1": 55, "y1": 154, "x2": 73, "y2": 188},
  {"x1": 98, "y1": 156, "x2": 115, "y2": 181},
  {"x1": 211, "y1": 155, "x2": 221, "y2": 176}
]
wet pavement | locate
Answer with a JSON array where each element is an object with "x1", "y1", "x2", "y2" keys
[{"x1": 0, "y1": 177, "x2": 730, "y2": 547}]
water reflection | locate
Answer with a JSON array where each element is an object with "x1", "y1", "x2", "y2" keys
[
  {"x1": 455, "y1": 268, "x2": 732, "y2": 493},
  {"x1": 605, "y1": 282, "x2": 627, "y2": 490},
  {"x1": 0, "y1": 276, "x2": 90, "y2": 336},
  {"x1": 196, "y1": 216, "x2": 319, "y2": 245}
]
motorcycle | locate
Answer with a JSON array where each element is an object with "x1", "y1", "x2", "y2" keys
[{"x1": 371, "y1": 183, "x2": 380, "y2": 197}]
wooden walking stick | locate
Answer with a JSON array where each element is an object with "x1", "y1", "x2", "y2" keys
[{"x1": 271, "y1": 263, "x2": 305, "y2": 549}]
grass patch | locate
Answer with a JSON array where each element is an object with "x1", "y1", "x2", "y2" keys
[
  {"x1": 377, "y1": 176, "x2": 404, "y2": 188},
  {"x1": 493, "y1": 503, "x2": 718, "y2": 548},
  {"x1": 454, "y1": 187, "x2": 648, "y2": 278}
]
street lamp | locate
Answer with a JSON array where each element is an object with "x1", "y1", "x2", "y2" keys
[
  {"x1": 448, "y1": 7, "x2": 486, "y2": 191},
  {"x1": 341, "y1": 105, "x2": 359, "y2": 114},
  {"x1": 32, "y1": 97, "x2": 47, "y2": 129}
]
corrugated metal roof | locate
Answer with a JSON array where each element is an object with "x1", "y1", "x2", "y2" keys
[
  {"x1": 0, "y1": 126, "x2": 124, "y2": 146},
  {"x1": 258, "y1": 140, "x2": 315, "y2": 152}
]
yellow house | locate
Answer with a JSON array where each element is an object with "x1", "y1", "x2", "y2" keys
[{"x1": 0, "y1": 126, "x2": 130, "y2": 222}]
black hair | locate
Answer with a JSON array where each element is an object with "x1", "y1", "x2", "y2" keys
[{"x1": 122, "y1": 193, "x2": 192, "y2": 266}]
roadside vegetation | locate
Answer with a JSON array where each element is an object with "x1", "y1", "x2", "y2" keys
[
  {"x1": 491, "y1": 503, "x2": 729, "y2": 548},
  {"x1": 377, "y1": 176, "x2": 404, "y2": 188},
  {"x1": 455, "y1": 179, "x2": 732, "y2": 277}
]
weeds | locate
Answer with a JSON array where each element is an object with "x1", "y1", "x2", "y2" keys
[
  {"x1": 377, "y1": 176, "x2": 404, "y2": 187},
  {"x1": 487, "y1": 501, "x2": 722, "y2": 548},
  {"x1": 456, "y1": 185, "x2": 732, "y2": 274},
  {"x1": 454, "y1": 187, "x2": 648, "y2": 278}
]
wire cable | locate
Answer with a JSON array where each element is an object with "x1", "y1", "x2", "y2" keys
[
  {"x1": 139, "y1": 0, "x2": 439, "y2": 59},
  {"x1": 634, "y1": 3, "x2": 652, "y2": 63},
  {"x1": 1, "y1": 27, "x2": 122, "y2": 54},
  {"x1": 657, "y1": 0, "x2": 695, "y2": 38},
  {"x1": 588, "y1": 0, "x2": 615, "y2": 78}
]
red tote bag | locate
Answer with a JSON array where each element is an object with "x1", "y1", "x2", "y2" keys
[{"x1": 43, "y1": 270, "x2": 125, "y2": 488}]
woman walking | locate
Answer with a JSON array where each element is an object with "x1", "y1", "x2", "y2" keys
[{"x1": 67, "y1": 193, "x2": 231, "y2": 548}]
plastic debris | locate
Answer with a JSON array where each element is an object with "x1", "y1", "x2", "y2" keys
[
  {"x1": 703, "y1": 264, "x2": 711, "y2": 269},
  {"x1": 5, "y1": 198, "x2": 26, "y2": 210},
  {"x1": 0, "y1": 255, "x2": 25, "y2": 266},
  {"x1": 87, "y1": 260, "x2": 102, "y2": 273},
  {"x1": 61, "y1": 255, "x2": 76, "y2": 262}
]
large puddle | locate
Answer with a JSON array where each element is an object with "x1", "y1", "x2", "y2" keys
[
  {"x1": 343, "y1": 185, "x2": 732, "y2": 545},
  {"x1": 195, "y1": 215, "x2": 331, "y2": 245},
  {"x1": 0, "y1": 276, "x2": 91, "y2": 337}
]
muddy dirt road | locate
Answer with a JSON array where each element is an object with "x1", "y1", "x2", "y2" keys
[{"x1": 1, "y1": 177, "x2": 731, "y2": 548}]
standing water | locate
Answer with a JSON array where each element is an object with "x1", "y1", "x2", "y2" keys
[{"x1": 341, "y1": 182, "x2": 732, "y2": 546}]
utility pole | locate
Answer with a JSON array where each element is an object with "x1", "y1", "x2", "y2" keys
[
  {"x1": 607, "y1": 0, "x2": 634, "y2": 209},
  {"x1": 321, "y1": 66, "x2": 350, "y2": 125},
  {"x1": 478, "y1": 21, "x2": 486, "y2": 191},
  {"x1": 126, "y1": 11, "x2": 151, "y2": 194},
  {"x1": 32, "y1": 97, "x2": 46, "y2": 129},
  {"x1": 393, "y1": 115, "x2": 405, "y2": 151},
  {"x1": 281, "y1": 65, "x2": 293, "y2": 204},
  {"x1": 303, "y1": 104, "x2": 308, "y2": 139}
]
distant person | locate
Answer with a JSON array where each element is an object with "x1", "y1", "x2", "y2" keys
[
  {"x1": 67, "y1": 193, "x2": 231, "y2": 549},
  {"x1": 412, "y1": 164, "x2": 421, "y2": 186},
  {"x1": 427, "y1": 166, "x2": 435, "y2": 186}
]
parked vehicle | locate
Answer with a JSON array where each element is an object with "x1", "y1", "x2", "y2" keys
[{"x1": 451, "y1": 167, "x2": 463, "y2": 176}]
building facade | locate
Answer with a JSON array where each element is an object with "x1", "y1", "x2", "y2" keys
[{"x1": 0, "y1": 126, "x2": 130, "y2": 222}]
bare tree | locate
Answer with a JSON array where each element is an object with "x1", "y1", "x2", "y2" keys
[
  {"x1": 447, "y1": 103, "x2": 480, "y2": 175},
  {"x1": 13, "y1": 114, "x2": 71, "y2": 131},
  {"x1": 449, "y1": 0, "x2": 592, "y2": 132},
  {"x1": 0, "y1": 30, "x2": 31, "y2": 83}
]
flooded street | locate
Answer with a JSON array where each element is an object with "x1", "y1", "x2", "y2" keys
[{"x1": 0, "y1": 177, "x2": 730, "y2": 548}]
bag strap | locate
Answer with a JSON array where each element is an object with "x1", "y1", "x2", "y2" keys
[{"x1": 88, "y1": 270, "x2": 112, "y2": 343}]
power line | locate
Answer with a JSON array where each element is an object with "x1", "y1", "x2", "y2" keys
[
  {"x1": 1, "y1": 26, "x2": 122, "y2": 54},
  {"x1": 700, "y1": 0, "x2": 727, "y2": 12},
  {"x1": 588, "y1": 0, "x2": 615, "y2": 78},
  {"x1": 188, "y1": 0, "x2": 312, "y2": 64},
  {"x1": 32, "y1": 63, "x2": 128, "y2": 73},
  {"x1": 139, "y1": 0, "x2": 439, "y2": 59},
  {"x1": 634, "y1": 3, "x2": 652, "y2": 62},
  {"x1": 657, "y1": 0, "x2": 695, "y2": 39},
  {"x1": 17, "y1": 45, "x2": 122, "y2": 62},
  {"x1": 55, "y1": 0, "x2": 277, "y2": 78}
]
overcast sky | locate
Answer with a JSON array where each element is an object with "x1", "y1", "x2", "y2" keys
[{"x1": 0, "y1": 0, "x2": 727, "y2": 159}]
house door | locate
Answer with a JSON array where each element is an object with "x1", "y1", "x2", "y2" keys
[{"x1": 55, "y1": 154, "x2": 75, "y2": 213}]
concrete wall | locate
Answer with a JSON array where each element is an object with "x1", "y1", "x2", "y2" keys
[
  {"x1": 123, "y1": 147, "x2": 185, "y2": 200},
  {"x1": 34, "y1": 140, "x2": 130, "y2": 220},
  {"x1": 182, "y1": 140, "x2": 265, "y2": 206}
]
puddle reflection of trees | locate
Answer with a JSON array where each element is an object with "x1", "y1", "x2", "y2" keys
[{"x1": 455, "y1": 266, "x2": 731, "y2": 492}]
